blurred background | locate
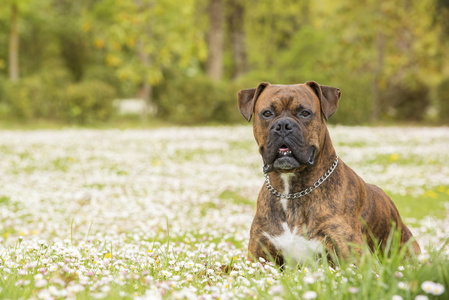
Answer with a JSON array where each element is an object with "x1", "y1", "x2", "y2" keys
[{"x1": 1, "y1": 0, "x2": 449, "y2": 126}]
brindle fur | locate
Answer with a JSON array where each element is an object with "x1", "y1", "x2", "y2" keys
[{"x1": 238, "y1": 82, "x2": 421, "y2": 264}]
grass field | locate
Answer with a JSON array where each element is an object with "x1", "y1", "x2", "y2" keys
[{"x1": 0, "y1": 126, "x2": 448, "y2": 299}]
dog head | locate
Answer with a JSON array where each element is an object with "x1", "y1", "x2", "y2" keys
[{"x1": 238, "y1": 82, "x2": 341, "y2": 173}]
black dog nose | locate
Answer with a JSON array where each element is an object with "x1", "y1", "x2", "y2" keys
[{"x1": 273, "y1": 119, "x2": 294, "y2": 135}]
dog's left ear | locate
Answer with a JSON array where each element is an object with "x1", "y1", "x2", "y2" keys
[
  {"x1": 237, "y1": 82, "x2": 270, "y2": 122},
  {"x1": 306, "y1": 81, "x2": 341, "y2": 121}
]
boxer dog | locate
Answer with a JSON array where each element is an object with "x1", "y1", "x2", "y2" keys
[{"x1": 238, "y1": 82, "x2": 420, "y2": 265}]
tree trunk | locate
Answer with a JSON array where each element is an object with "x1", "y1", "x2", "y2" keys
[
  {"x1": 137, "y1": 37, "x2": 153, "y2": 121},
  {"x1": 371, "y1": 31, "x2": 385, "y2": 122},
  {"x1": 395, "y1": 0, "x2": 412, "y2": 81},
  {"x1": 135, "y1": 0, "x2": 153, "y2": 120},
  {"x1": 9, "y1": 3, "x2": 19, "y2": 83},
  {"x1": 54, "y1": 0, "x2": 86, "y2": 82},
  {"x1": 228, "y1": 0, "x2": 248, "y2": 80},
  {"x1": 207, "y1": 0, "x2": 224, "y2": 81}
]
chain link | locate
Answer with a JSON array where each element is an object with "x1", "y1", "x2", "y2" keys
[{"x1": 264, "y1": 156, "x2": 339, "y2": 199}]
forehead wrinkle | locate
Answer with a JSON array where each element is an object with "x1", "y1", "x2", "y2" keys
[
  {"x1": 270, "y1": 100, "x2": 284, "y2": 111},
  {"x1": 269, "y1": 96, "x2": 292, "y2": 112},
  {"x1": 258, "y1": 85, "x2": 316, "y2": 111},
  {"x1": 292, "y1": 86, "x2": 316, "y2": 108}
]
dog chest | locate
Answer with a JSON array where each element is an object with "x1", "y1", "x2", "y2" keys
[{"x1": 263, "y1": 222, "x2": 322, "y2": 264}]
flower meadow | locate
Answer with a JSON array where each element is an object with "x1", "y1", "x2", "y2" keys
[{"x1": 0, "y1": 125, "x2": 448, "y2": 300}]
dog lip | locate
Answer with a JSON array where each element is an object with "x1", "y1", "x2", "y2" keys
[
  {"x1": 277, "y1": 145, "x2": 292, "y2": 157},
  {"x1": 278, "y1": 145, "x2": 290, "y2": 152}
]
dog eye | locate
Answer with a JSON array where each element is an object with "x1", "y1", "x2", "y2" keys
[
  {"x1": 299, "y1": 110, "x2": 311, "y2": 118},
  {"x1": 262, "y1": 110, "x2": 273, "y2": 118}
]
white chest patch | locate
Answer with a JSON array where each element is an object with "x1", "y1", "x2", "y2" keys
[
  {"x1": 279, "y1": 173, "x2": 294, "y2": 212},
  {"x1": 263, "y1": 222, "x2": 322, "y2": 265}
]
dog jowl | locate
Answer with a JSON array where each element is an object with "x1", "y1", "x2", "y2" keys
[{"x1": 238, "y1": 81, "x2": 420, "y2": 265}]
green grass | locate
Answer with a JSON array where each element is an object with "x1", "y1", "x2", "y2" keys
[
  {"x1": 219, "y1": 190, "x2": 254, "y2": 206},
  {"x1": 392, "y1": 186, "x2": 449, "y2": 220},
  {"x1": 367, "y1": 153, "x2": 440, "y2": 168},
  {"x1": 1, "y1": 230, "x2": 447, "y2": 300}
]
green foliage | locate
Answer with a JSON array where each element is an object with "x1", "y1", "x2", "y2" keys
[
  {"x1": 52, "y1": 0, "x2": 89, "y2": 82},
  {"x1": 154, "y1": 74, "x2": 238, "y2": 124},
  {"x1": 1, "y1": 0, "x2": 449, "y2": 125},
  {"x1": 83, "y1": 66, "x2": 133, "y2": 99},
  {"x1": 0, "y1": 70, "x2": 116, "y2": 124},
  {"x1": 437, "y1": 77, "x2": 449, "y2": 122},
  {"x1": 89, "y1": 0, "x2": 207, "y2": 86},
  {"x1": 381, "y1": 81, "x2": 430, "y2": 121},
  {"x1": 0, "y1": 68, "x2": 71, "y2": 119},
  {"x1": 330, "y1": 75, "x2": 374, "y2": 125},
  {"x1": 64, "y1": 80, "x2": 116, "y2": 124},
  {"x1": 245, "y1": 0, "x2": 311, "y2": 71},
  {"x1": 275, "y1": 26, "x2": 336, "y2": 84}
]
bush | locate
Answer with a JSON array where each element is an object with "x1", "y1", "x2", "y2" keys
[
  {"x1": 437, "y1": 78, "x2": 449, "y2": 123},
  {"x1": 154, "y1": 74, "x2": 238, "y2": 124},
  {"x1": 0, "y1": 70, "x2": 116, "y2": 124},
  {"x1": 84, "y1": 66, "x2": 136, "y2": 99},
  {"x1": 0, "y1": 77, "x2": 14, "y2": 117},
  {"x1": 0, "y1": 69, "x2": 71, "y2": 119},
  {"x1": 64, "y1": 80, "x2": 116, "y2": 124},
  {"x1": 326, "y1": 74, "x2": 373, "y2": 125},
  {"x1": 381, "y1": 81, "x2": 430, "y2": 121}
]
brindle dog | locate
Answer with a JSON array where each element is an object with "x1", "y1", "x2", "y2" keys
[{"x1": 238, "y1": 81, "x2": 421, "y2": 265}]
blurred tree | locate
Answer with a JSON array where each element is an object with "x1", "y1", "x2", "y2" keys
[
  {"x1": 13, "y1": 0, "x2": 57, "y2": 77},
  {"x1": 1, "y1": 0, "x2": 448, "y2": 124},
  {"x1": 434, "y1": 0, "x2": 449, "y2": 121},
  {"x1": 312, "y1": 0, "x2": 440, "y2": 122},
  {"x1": 207, "y1": 0, "x2": 224, "y2": 80},
  {"x1": 53, "y1": 0, "x2": 89, "y2": 82},
  {"x1": 7, "y1": 1, "x2": 20, "y2": 82},
  {"x1": 89, "y1": 0, "x2": 207, "y2": 117},
  {"x1": 371, "y1": 4, "x2": 386, "y2": 121},
  {"x1": 5, "y1": 0, "x2": 49, "y2": 79},
  {"x1": 227, "y1": 0, "x2": 248, "y2": 79},
  {"x1": 436, "y1": 0, "x2": 449, "y2": 36},
  {"x1": 245, "y1": 0, "x2": 310, "y2": 71},
  {"x1": 134, "y1": 0, "x2": 153, "y2": 118}
]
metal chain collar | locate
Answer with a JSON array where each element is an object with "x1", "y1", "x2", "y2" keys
[{"x1": 263, "y1": 156, "x2": 339, "y2": 199}]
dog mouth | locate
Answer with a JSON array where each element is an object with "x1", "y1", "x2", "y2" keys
[
  {"x1": 264, "y1": 144, "x2": 315, "y2": 173},
  {"x1": 271, "y1": 144, "x2": 302, "y2": 171},
  {"x1": 277, "y1": 145, "x2": 293, "y2": 158}
]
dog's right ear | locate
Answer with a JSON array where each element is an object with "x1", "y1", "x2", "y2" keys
[{"x1": 237, "y1": 82, "x2": 270, "y2": 122}]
